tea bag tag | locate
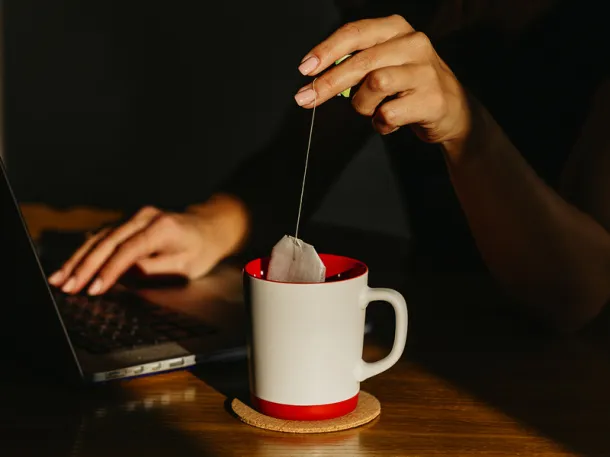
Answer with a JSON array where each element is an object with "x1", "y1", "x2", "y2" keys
[
  {"x1": 267, "y1": 235, "x2": 326, "y2": 283},
  {"x1": 335, "y1": 54, "x2": 352, "y2": 97}
]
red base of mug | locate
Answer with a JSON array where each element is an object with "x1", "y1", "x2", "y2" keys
[{"x1": 251, "y1": 393, "x2": 359, "y2": 421}]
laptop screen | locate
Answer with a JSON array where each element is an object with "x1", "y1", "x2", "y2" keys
[{"x1": 0, "y1": 158, "x2": 83, "y2": 384}]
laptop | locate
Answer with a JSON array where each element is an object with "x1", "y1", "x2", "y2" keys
[{"x1": 0, "y1": 157, "x2": 248, "y2": 385}]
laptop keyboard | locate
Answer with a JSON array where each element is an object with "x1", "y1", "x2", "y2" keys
[{"x1": 53, "y1": 291, "x2": 217, "y2": 354}]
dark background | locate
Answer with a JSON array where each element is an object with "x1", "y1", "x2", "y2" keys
[
  {"x1": 4, "y1": 0, "x2": 606, "y2": 244},
  {"x1": 2, "y1": 0, "x2": 410, "y2": 237}
]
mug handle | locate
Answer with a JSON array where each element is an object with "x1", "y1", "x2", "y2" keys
[{"x1": 355, "y1": 287, "x2": 409, "y2": 382}]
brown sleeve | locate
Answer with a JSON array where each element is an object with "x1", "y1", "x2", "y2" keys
[{"x1": 561, "y1": 79, "x2": 610, "y2": 231}]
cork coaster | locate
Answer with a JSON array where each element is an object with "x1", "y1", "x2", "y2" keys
[{"x1": 230, "y1": 391, "x2": 380, "y2": 434}]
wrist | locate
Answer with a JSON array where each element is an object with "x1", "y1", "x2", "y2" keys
[
  {"x1": 441, "y1": 92, "x2": 492, "y2": 167},
  {"x1": 187, "y1": 193, "x2": 251, "y2": 258}
]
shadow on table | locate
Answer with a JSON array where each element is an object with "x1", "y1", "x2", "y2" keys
[
  {"x1": 191, "y1": 359, "x2": 383, "y2": 457},
  {"x1": 377, "y1": 272, "x2": 610, "y2": 457},
  {"x1": 191, "y1": 358, "x2": 251, "y2": 416},
  {"x1": 0, "y1": 378, "x2": 215, "y2": 457}
]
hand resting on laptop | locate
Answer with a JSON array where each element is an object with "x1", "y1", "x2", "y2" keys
[{"x1": 47, "y1": 194, "x2": 249, "y2": 296}]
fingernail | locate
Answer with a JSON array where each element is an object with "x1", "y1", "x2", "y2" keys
[
  {"x1": 62, "y1": 277, "x2": 76, "y2": 293},
  {"x1": 298, "y1": 56, "x2": 319, "y2": 75},
  {"x1": 88, "y1": 278, "x2": 103, "y2": 295},
  {"x1": 48, "y1": 270, "x2": 64, "y2": 285},
  {"x1": 294, "y1": 88, "x2": 316, "y2": 106}
]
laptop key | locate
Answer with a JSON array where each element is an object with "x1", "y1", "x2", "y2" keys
[
  {"x1": 171, "y1": 316, "x2": 203, "y2": 328},
  {"x1": 85, "y1": 343, "x2": 108, "y2": 354},
  {"x1": 186, "y1": 324, "x2": 217, "y2": 336},
  {"x1": 117, "y1": 334, "x2": 138, "y2": 346},
  {"x1": 163, "y1": 328, "x2": 191, "y2": 341},
  {"x1": 150, "y1": 323, "x2": 177, "y2": 332},
  {"x1": 135, "y1": 329, "x2": 159, "y2": 345},
  {"x1": 101, "y1": 340, "x2": 123, "y2": 351}
]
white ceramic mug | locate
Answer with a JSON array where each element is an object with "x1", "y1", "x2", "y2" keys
[{"x1": 244, "y1": 253, "x2": 408, "y2": 421}]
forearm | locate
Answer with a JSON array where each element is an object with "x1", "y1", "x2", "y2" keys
[
  {"x1": 443, "y1": 96, "x2": 610, "y2": 332},
  {"x1": 186, "y1": 193, "x2": 250, "y2": 259}
]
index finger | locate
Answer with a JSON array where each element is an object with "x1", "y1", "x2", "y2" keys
[
  {"x1": 298, "y1": 15, "x2": 414, "y2": 77},
  {"x1": 90, "y1": 219, "x2": 174, "y2": 295},
  {"x1": 47, "y1": 228, "x2": 110, "y2": 286}
]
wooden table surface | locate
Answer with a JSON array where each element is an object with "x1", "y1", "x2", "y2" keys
[{"x1": 3, "y1": 203, "x2": 610, "y2": 457}]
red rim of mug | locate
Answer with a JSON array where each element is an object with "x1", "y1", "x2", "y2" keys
[{"x1": 244, "y1": 253, "x2": 368, "y2": 284}]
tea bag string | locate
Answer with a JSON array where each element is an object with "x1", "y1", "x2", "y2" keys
[{"x1": 294, "y1": 78, "x2": 317, "y2": 241}]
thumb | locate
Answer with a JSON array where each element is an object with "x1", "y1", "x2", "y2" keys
[
  {"x1": 136, "y1": 253, "x2": 217, "y2": 279},
  {"x1": 136, "y1": 254, "x2": 189, "y2": 276}
]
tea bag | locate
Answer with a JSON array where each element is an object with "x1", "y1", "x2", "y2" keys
[{"x1": 267, "y1": 235, "x2": 325, "y2": 283}]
